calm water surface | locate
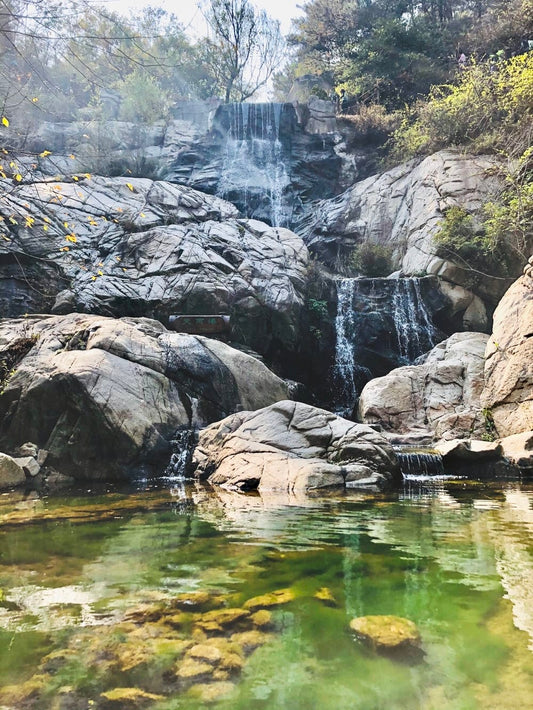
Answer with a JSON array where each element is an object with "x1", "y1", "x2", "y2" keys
[{"x1": 0, "y1": 480, "x2": 532, "y2": 709}]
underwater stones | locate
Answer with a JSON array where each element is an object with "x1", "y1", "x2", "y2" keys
[
  {"x1": 350, "y1": 615, "x2": 422, "y2": 656},
  {"x1": 194, "y1": 607, "x2": 250, "y2": 633},
  {"x1": 188, "y1": 680, "x2": 235, "y2": 703},
  {"x1": 244, "y1": 588, "x2": 295, "y2": 611},
  {"x1": 314, "y1": 587, "x2": 337, "y2": 607},
  {"x1": 194, "y1": 400, "x2": 400, "y2": 493},
  {"x1": 231, "y1": 629, "x2": 273, "y2": 652},
  {"x1": 0, "y1": 314, "x2": 288, "y2": 481},
  {"x1": 171, "y1": 591, "x2": 225, "y2": 612},
  {"x1": 175, "y1": 657, "x2": 215, "y2": 681},
  {"x1": 250, "y1": 609, "x2": 273, "y2": 627},
  {"x1": 0, "y1": 452, "x2": 26, "y2": 489},
  {"x1": 100, "y1": 687, "x2": 165, "y2": 706}
]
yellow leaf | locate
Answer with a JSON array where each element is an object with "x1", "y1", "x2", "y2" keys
[
  {"x1": 65, "y1": 234, "x2": 77, "y2": 243},
  {"x1": 73, "y1": 175, "x2": 79, "y2": 181},
  {"x1": 1, "y1": 234, "x2": 10, "y2": 241},
  {"x1": 116, "y1": 256, "x2": 121, "y2": 261},
  {"x1": 32, "y1": 97, "x2": 38, "y2": 103},
  {"x1": 43, "y1": 216, "x2": 50, "y2": 223},
  {"x1": 97, "y1": 270, "x2": 104, "y2": 276},
  {"x1": 39, "y1": 150, "x2": 52, "y2": 157},
  {"x1": 69, "y1": 154, "x2": 75, "y2": 159},
  {"x1": 63, "y1": 221, "x2": 69, "y2": 228},
  {"x1": 60, "y1": 246, "x2": 69, "y2": 251},
  {"x1": 122, "y1": 268, "x2": 127, "y2": 272},
  {"x1": 1, "y1": 116, "x2": 9, "y2": 127},
  {"x1": 140, "y1": 212, "x2": 146, "y2": 218},
  {"x1": 91, "y1": 275, "x2": 97, "y2": 281},
  {"x1": 84, "y1": 173, "x2": 91, "y2": 180},
  {"x1": 98, "y1": 262, "x2": 103, "y2": 267},
  {"x1": 9, "y1": 161, "x2": 15, "y2": 168},
  {"x1": 125, "y1": 183, "x2": 134, "y2": 191},
  {"x1": 14, "y1": 174, "x2": 22, "y2": 182},
  {"x1": 43, "y1": 225, "x2": 49, "y2": 231},
  {"x1": 116, "y1": 207, "x2": 123, "y2": 212}
]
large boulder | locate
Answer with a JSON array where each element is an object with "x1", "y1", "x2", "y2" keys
[
  {"x1": 299, "y1": 150, "x2": 510, "y2": 328},
  {"x1": 0, "y1": 314, "x2": 288, "y2": 480},
  {"x1": 358, "y1": 332, "x2": 489, "y2": 440},
  {"x1": 194, "y1": 400, "x2": 400, "y2": 492},
  {"x1": 481, "y1": 258, "x2": 533, "y2": 437},
  {"x1": 0, "y1": 177, "x2": 308, "y2": 357}
]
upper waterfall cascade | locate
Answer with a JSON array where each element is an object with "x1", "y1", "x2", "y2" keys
[{"x1": 216, "y1": 103, "x2": 294, "y2": 227}]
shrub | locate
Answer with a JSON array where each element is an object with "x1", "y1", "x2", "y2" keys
[{"x1": 350, "y1": 243, "x2": 393, "y2": 277}]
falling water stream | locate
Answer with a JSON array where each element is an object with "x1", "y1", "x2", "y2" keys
[
  {"x1": 334, "y1": 277, "x2": 439, "y2": 416},
  {"x1": 216, "y1": 103, "x2": 293, "y2": 227}
]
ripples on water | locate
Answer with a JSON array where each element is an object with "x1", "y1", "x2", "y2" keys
[{"x1": 0, "y1": 481, "x2": 532, "y2": 709}]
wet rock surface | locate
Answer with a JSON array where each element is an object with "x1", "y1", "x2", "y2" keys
[
  {"x1": 194, "y1": 400, "x2": 400, "y2": 492},
  {"x1": 299, "y1": 150, "x2": 510, "y2": 327},
  {"x1": 0, "y1": 313, "x2": 287, "y2": 480}
]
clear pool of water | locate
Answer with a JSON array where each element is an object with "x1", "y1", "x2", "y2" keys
[{"x1": 0, "y1": 479, "x2": 532, "y2": 709}]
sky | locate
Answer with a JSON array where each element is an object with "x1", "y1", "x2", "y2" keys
[{"x1": 98, "y1": 0, "x2": 303, "y2": 36}]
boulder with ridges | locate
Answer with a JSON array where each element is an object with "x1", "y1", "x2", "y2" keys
[
  {"x1": 0, "y1": 314, "x2": 288, "y2": 480},
  {"x1": 481, "y1": 260, "x2": 533, "y2": 437},
  {"x1": 193, "y1": 400, "x2": 400, "y2": 492},
  {"x1": 358, "y1": 332, "x2": 488, "y2": 440}
]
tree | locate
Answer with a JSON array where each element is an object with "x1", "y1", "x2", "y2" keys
[{"x1": 202, "y1": 0, "x2": 285, "y2": 102}]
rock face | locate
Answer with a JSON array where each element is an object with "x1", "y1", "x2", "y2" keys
[
  {"x1": 0, "y1": 314, "x2": 288, "y2": 480},
  {"x1": 194, "y1": 400, "x2": 400, "y2": 492},
  {"x1": 481, "y1": 260, "x2": 533, "y2": 437},
  {"x1": 358, "y1": 332, "x2": 489, "y2": 440},
  {"x1": 0, "y1": 177, "x2": 308, "y2": 358},
  {"x1": 0, "y1": 453, "x2": 26, "y2": 489},
  {"x1": 299, "y1": 150, "x2": 509, "y2": 329}
]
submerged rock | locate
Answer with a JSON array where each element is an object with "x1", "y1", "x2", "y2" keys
[
  {"x1": 0, "y1": 314, "x2": 287, "y2": 480},
  {"x1": 100, "y1": 687, "x2": 165, "y2": 706},
  {"x1": 194, "y1": 400, "x2": 400, "y2": 492},
  {"x1": 349, "y1": 615, "x2": 422, "y2": 657},
  {"x1": 359, "y1": 332, "x2": 488, "y2": 440}
]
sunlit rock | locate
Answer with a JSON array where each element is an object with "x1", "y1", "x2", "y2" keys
[
  {"x1": 0, "y1": 313, "x2": 287, "y2": 480},
  {"x1": 482, "y1": 261, "x2": 533, "y2": 437},
  {"x1": 194, "y1": 400, "x2": 400, "y2": 492},
  {"x1": 359, "y1": 332, "x2": 488, "y2": 440},
  {"x1": 349, "y1": 615, "x2": 422, "y2": 656}
]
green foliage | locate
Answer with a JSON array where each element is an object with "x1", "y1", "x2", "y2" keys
[
  {"x1": 481, "y1": 407, "x2": 497, "y2": 441},
  {"x1": 117, "y1": 72, "x2": 170, "y2": 123},
  {"x1": 389, "y1": 53, "x2": 533, "y2": 161},
  {"x1": 350, "y1": 242, "x2": 394, "y2": 277},
  {"x1": 307, "y1": 298, "x2": 328, "y2": 318}
]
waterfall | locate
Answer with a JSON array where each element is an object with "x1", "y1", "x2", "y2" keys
[
  {"x1": 395, "y1": 446, "x2": 445, "y2": 477},
  {"x1": 333, "y1": 277, "x2": 439, "y2": 416},
  {"x1": 333, "y1": 279, "x2": 372, "y2": 417},
  {"x1": 392, "y1": 278, "x2": 438, "y2": 362},
  {"x1": 216, "y1": 103, "x2": 293, "y2": 227},
  {"x1": 164, "y1": 429, "x2": 196, "y2": 480}
]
